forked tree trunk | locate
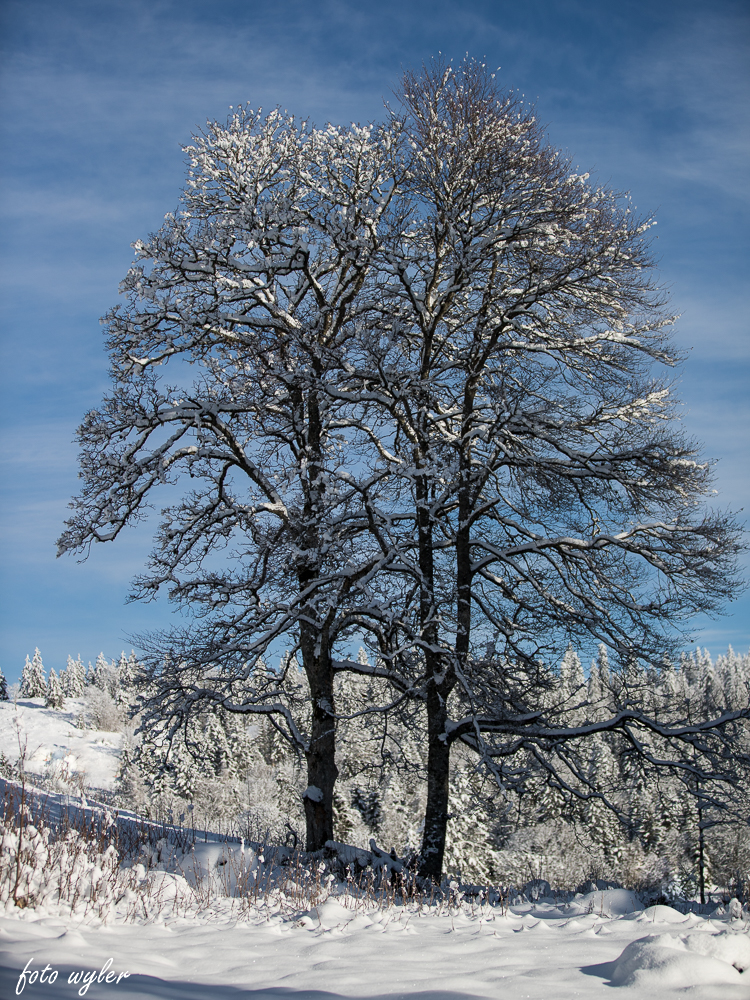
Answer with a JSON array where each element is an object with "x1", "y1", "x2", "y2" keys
[{"x1": 418, "y1": 395, "x2": 478, "y2": 882}]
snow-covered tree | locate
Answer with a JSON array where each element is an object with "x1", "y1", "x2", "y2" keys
[
  {"x1": 90, "y1": 652, "x2": 118, "y2": 697},
  {"x1": 62, "y1": 655, "x2": 86, "y2": 698},
  {"x1": 56, "y1": 103, "x2": 413, "y2": 852},
  {"x1": 57, "y1": 55, "x2": 746, "y2": 876},
  {"x1": 559, "y1": 646, "x2": 586, "y2": 704},
  {"x1": 0, "y1": 665, "x2": 8, "y2": 701},
  {"x1": 443, "y1": 755, "x2": 501, "y2": 884},
  {"x1": 20, "y1": 649, "x2": 46, "y2": 699},
  {"x1": 350, "y1": 58, "x2": 745, "y2": 877},
  {"x1": 578, "y1": 736, "x2": 623, "y2": 859},
  {"x1": 118, "y1": 650, "x2": 144, "y2": 692},
  {"x1": 44, "y1": 667, "x2": 64, "y2": 709}
]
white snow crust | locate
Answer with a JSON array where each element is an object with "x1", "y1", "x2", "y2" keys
[
  {"x1": 2, "y1": 883, "x2": 750, "y2": 999},
  {"x1": 610, "y1": 929, "x2": 750, "y2": 988}
]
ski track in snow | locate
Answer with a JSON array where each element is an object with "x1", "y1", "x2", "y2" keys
[{"x1": 2, "y1": 701, "x2": 750, "y2": 999}]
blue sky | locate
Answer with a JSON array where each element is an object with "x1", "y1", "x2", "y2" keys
[{"x1": 1, "y1": 0, "x2": 748, "y2": 681}]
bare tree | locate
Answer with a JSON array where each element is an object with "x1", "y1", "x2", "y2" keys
[
  {"x1": 351, "y1": 59, "x2": 745, "y2": 878},
  {"x1": 59, "y1": 64, "x2": 744, "y2": 876},
  {"x1": 58, "y1": 108, "x2": 407, "y2": 850}
]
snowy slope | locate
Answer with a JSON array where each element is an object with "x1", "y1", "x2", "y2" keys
[{"x1": 0, "y1": 698, "x2": 122, "y2": 791}]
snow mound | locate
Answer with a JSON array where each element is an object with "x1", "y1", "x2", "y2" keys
[
  {"x1": 611, "y1": 931, "x2": 750, "y2": 988},
  {"x1": 310, "y1": 897, "x2": 355, "y2": 927},
  {"x1": 573, "y1": 888, "x2": 643, "y2": 916},
  {"x1": 684, "y1": 929, "x2": 750, "y2": 970},
  {"x1": 145, "y1": 871, "x2": 194, "y2": 904},
  {"x1": 183, "y1": 842, "x2": 259, "y2": 896},
  {"x1": 639, "y1": 904, "x2": 689, "y2": 923}
]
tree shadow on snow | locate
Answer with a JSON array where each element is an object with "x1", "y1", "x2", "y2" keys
[{"x1": 1, "y1": 963, "x2": 489, "y2": 1000}]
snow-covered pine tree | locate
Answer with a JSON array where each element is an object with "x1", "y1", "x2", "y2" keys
[
  {"x1": 579, "y1": 735, "x2": 623, "y2": 860},
  {"x1": 378, "y1": 770, "x2": 426, "y2": 858},
  {"x1": 20, "y1": 649, "x2": 46, "y2": 698},
  {"x1": 351, "y1": 786, "x2": 383, "y2": 832},
  {"x1": 443, "y1": 756, "x2": 501, "y2": 884},
  {"x1": 716, "y1": 646, "x2": 750, "y2": 709},
  {"x1": 656, "y1": 655, "x2": 679, "y2": 708},
  {"x1": 702, "y1": 662, "x2": 725, "y2": 718},
  {"x1": 558, "y1": 645, "x2": 586, "y2": 705},
  {"x1": 590, "y1": 644, "x2": 614, "y2": 715},
  {"x1": 0, "y1": 665, "x2": 8, "y2": 701},
  {"x1": 63, "y1": 655, "x2": 86, "y2": 698},
  {"x1": 91, "y1": 652, "x2": 117, "y2": 696},
  {"x1": 332, "y1": 788, "x2": 361, "y2": 845},
  {"x1": 587, "y1": 659, "x2": 602, "y2": 706},
  {"x1": 45, "y1": 667, "x2": 64, "y2": 709},
  {"x1": 118, "y1": 650, "x2": 143, "y2": 692}
]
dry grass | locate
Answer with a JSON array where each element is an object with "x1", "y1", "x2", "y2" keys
[{"x1": 0, "y1": 777, "x2": 518, "y2": 925}]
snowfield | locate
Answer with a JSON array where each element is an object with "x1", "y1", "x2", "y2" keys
[
  {"x1": 1, "y1": 892, "x2": 749, "y2": 1000},
  {"x1": 1, "y1": 700, "x2": 749, "y2": 999}
]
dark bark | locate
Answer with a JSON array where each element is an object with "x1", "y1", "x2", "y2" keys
[
  {"x1": 419, "y1": 380, "x2": 479, "y2": 880},
  {"x1": 420, "y1": 685, "x2": 452, "y2": 880},
  {"x1": 301, "y1": 628, "x2": 339, "y2": 851},
  {"x1": 415, "y1": 465, "x2": 457, "y2": 880},
  {"x1": 298, "y1": 384, "x2": 338, "y2": 851}
]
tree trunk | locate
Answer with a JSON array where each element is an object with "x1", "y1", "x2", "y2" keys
[
  {"x1": 697, "y1": 802, "x2": 706, "y2": 906},
  {"x1": 303, "y1": 700, "x2": 338, "y2": 851},
  {"x1": 295, "y1": 384, "x2": 340, "y2": 852},
  {"x1": 414, "y1": 466, "x2": 455, "y2": 881},
  {"x1": 418, "y1": 386, "x2": 477, "y2": 881},
  {"x1": 300, "y1": 625, "x2": 339, "y2": 851},
  {"x1": 420, "y1": 686, "x2": 451, "y2": 880}
]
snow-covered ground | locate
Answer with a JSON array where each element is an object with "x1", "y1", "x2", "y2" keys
[
  {"x1": 1, "y1": 892, "x2": 749, "y2": 999},
  {"x1": 2, "y1": 700, "x2": 750, "y2": 999},
  {"x1": 0, "y1": 698, "x2": 122, "y2": 791}
]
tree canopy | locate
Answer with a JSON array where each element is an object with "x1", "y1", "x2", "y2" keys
[{"x1": 59, "y1": 58, "x2": 744, "y2": 875}]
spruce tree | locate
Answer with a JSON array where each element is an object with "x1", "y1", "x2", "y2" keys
[
  {"x1": 45, "y1": 667, "x2": 64, "y2": 709},
  {"x1": 581, "y1": 736, "x2": 623, "y2": 859},
  {"x1": 0, "y1": 665, "x2": 8, "y2": 701},
  {"x1": 69, "y1": 656, "x2": 86, "y2": 697},
  {"x1": 92, "y1": 652, "x2": 113, "y2": 693},
  {"x1": 443, "y1": 759, "x2": 500, "y2": 884},
  {"x1": 559, "y1": 646, "x2": 585, "y2": 702},
  {"x1": 20, "y1": 649, "x2": 46, "y2": 699},
  {"x1": 119, "y1": 650, "x2": 143, "y2": 691}
]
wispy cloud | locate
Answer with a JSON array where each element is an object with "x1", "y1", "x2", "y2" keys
[{"x1": 1, "y1": 0, "x2": 747, "y2": 667}]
